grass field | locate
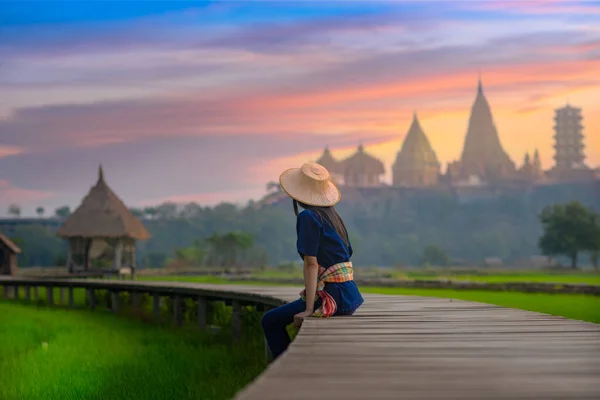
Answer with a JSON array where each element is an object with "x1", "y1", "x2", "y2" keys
[
  {"x1": 392, "y1": 271, "x2": 600, "y2": 285},
  {"x1": 0, "y1": 301, "x2": 265, "y2": 400},
  {"x1": 140, "y1": 275, "x2": 600, "y2": 324},
  {"x1": 247, "y1": 268, "x2": 600, "y2": 285}
]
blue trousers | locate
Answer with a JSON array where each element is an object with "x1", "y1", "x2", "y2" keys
[{"x1": 261, "y1": 298, "x2": 355, "y2": 359}]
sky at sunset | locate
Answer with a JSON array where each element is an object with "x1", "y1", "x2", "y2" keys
[{"x1": 1, "y1": 0, "x2": 599, "y2": 216}]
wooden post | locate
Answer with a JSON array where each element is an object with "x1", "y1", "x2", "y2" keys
[
  {"x1": 265, "y1": 336, "x2": 273, "y2": 364},
  {"x1": 34, "y1": 286, "x2": 38, "y2": 301},
  {"x1": 66, "y1": 241, "x2": 73, "y2": 273},
  {"x1": 197, "y1": 296, "x2": 207, "y2": 330},
  {"x1": 262, "y1": 305, "x2": 272, "y2": 363},
  {"x1": 83, "y1": 239, "x2": 92, "y2": 271},
  {"x1": 8, "y1": 253, "x2": 18, "y2": 275},
  {"x1": 87, "y1": 288, "x2": 96, "y2": 310},
  {"x1": 46, "y1": 286, "x2": 53, "y2": 305},
  {"x1": 2, "y1": 285, "x2": 7, "y2": 299},
  {"x1": 24, "y1": 285, "x2": 31, "y2": 301},
  {"x1": 132, "y1": 292, "x2": 141, "y2": 314},
  {"x1": 59, "y1": 287, "x2": 65, "y2": 304},
  {"x1": 68, "y1": 287, "x2": 75, "y2": 307},
  {"x1": 13, "y1": 285, "x2": 18, "y2": 300},
  {"x1": 113, "y1": 239, "x2": 123, "y2": 273},
  {"x1": 173, "y1": 295, "x2": 183, "y2": 326},
  {"x1": 111, "y1": 291, "x2": 119, "y2": 313},
  {"x1": 131, "y1": 241, "x2": 136, "y2": 280},
  {"x1": 153, "y1": 293, "x2": 160, "y2": 322},
  {"x1": 232, "y1": 300, "x2": 242, "y2": 340}
]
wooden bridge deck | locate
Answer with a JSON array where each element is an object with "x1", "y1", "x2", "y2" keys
[{"x1": 225, "y1": 285, "x2": 600, "y2": 400}]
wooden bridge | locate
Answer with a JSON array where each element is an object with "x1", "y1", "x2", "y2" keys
[{"x1": 1, "y1": 277, "x2": 599, "y2": 399}]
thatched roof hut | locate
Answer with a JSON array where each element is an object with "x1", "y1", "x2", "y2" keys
[
  {"x1": 58, "y1": 166, "x2": 150, "y2": 276},
  {"x1": 58, "y1": 166, "x2": 150, "y2": 240},
  {"x1": 0, "y1": 234, "x2": 21, "y2": 275}
]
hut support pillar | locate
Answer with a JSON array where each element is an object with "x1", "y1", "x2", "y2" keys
[
  {"x1": 83, "y1": 239, "x2": 92, "y2": 271},
  {"x1": 131, "y1": 242, "x2": 136, "y2": 279},
  {"x1": 113, "y1": 239, "x2": 123, "y2": 271},
  {"x1": 66, "y1": 241, "x2": 73, "y2": 273},
  {"x1": 9, "y1": 254, "x2": 18, "y2": 275},
  {"x1": 232, "y1": 300, "x2": 242, "y2": 341}
]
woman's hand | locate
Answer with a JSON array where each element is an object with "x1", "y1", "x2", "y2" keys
[{"x1": 293, "y1": 310, "x2": 314, "y2": 328}]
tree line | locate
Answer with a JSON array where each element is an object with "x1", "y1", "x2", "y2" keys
[
  {"x1": 5, "y1": 204, "x2": 71, "y2": 219},
  {"x1": 3, "y1": 183, "x2": 599, "y2": 269}
]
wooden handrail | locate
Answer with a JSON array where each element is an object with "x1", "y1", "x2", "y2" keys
[{"x1": 0, "y1": 277, "x2": 287, "y2": 341}]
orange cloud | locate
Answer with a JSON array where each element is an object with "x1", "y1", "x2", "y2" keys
[
  {"x1": 229, "y1": 58, "x2": 600, "y2": 112},
  {"x1": 0, "y1": 145, "x2": 24, "y2": 159}
]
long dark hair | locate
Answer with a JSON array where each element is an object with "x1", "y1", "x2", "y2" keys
[{"x1": 293, "y1": 199, "x2": 350, "y2": 245}]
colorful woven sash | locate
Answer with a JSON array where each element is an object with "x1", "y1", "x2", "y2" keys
[{"x1": 299, "y1": 262, "x2": 354, "y2": 318}]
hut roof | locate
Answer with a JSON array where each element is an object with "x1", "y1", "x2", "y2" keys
[
  {"x1": 341, "y1": 144, "x2": 385, "y2": 175},
  {"x1": 316, "y1": 146, "x2": 341, "y2": 173},
  {"x1": 393, "y1": 113, "x2": 440, "y2": 169},
  {"x1": 0, "y1": 234, "x2": 21, "y2": 254},
  {"x1": 57, "y1": 166, "x2": 151, "y2": 240}
]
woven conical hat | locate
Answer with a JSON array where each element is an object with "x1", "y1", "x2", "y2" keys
[{"x1": 279, "y1": 162, "x2": 341, "y2": 207}]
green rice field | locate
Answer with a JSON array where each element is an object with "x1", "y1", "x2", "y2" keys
[
  {"x1": 248, "y1": 268, "x2": 600, "y2": 285},
  {"x1": 391, "y1": 271, "x2": 600, "y2": 285},
  {"x1": 0, "y1": 300, "x2": 265, "y2": 400}
]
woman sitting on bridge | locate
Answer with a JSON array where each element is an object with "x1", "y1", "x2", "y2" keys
[{"x1": 261, "y1": 162, "x2": 364, "y2": 359}]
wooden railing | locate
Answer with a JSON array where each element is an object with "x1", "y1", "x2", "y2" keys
[{"x1": 0, "y1": 277, "x2": 284, "y2": 341}]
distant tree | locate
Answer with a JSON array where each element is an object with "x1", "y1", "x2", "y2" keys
[
  {"x1": 10, "y1": 236, "x2": 25, "y2": 249},
  {"x1": 144, "y1": 252, "x2": 168, "y2": 268},
  {"x1": 54, "y1": 206, "x2": 71, "y2": 219},
  {"x1": 36, "y1": 206, "x2": 45, "y2": 218},
  {"x1": 538, "y1": 202, "x2": 600, "y2": 269},
  {"x1": 420, "y1": 244, "x2": 450, "y2": 267},
  {"x1": 266, "y1": 181, "x2": 282, "y2": 193},
  {"x1": 179, "y1": 202, "x2": 203, "y2": 219},
  {"x1": 143, "y1": 207, "x2": 158, "y2": 220},
  {"x1": 7, "y1": 226, "x2": 67, "y2": 267},
  {"x1": 174, "y1": 245, "x2": 206, "y2": 266},
  {"x1": 7, "y1": 204, "x2": 21, "y2": 218},
  {"x1": 205, "y1": 231, "x2": 255, "y2": 267},
  {"x1": 129, "y1": 207, "x2": 144, "y2": 218},
  {"x1": 155, "y1": 202, "x2": 178, "y2": 219},
  {"x1": 247, "y1": 246, "x2": 269, "y2": 268}
]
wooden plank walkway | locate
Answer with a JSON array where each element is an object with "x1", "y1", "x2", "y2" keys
[{"x1": 222, "y1": 285, "x2": 600, "y2": 400}]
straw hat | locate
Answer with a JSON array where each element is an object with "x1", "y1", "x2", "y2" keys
[{"x1": 279, "y1": 162, "x2": 341, "y2": 207}]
